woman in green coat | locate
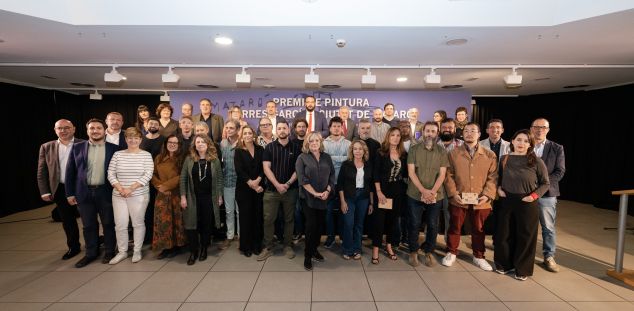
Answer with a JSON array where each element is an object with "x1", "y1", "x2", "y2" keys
[{"x1": 180, "y1": 134, "x2": 223, "y2": 265}]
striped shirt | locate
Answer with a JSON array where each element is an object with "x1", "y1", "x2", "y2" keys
[
  {"x1": 323, "y1": 136, "x2": 351, "y2": 183},
  {"x1": 220, "y1": 139, "x2": 238, "y2": 187},
  {"x1": 107, "y1": 150, "x2": 154, "y2": 197},
  {"x1": 263, "y1": 139, "x2": 300, "y2": 191}
]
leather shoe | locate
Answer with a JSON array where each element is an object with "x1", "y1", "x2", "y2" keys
[
  {"x1": 62, "y1": 248, "x2": 81, "y2": 260},
  {"x1": 75, "y1": 256, "x2": 97, "y2": 268},
  {"x1": 199, "y1": 247, "x2": 208, "y2": 261},
  {"x1": 157, "y1": 249, "x2": 171, "y2": 260},
  {"x1": 313, "y1": 251, "x2": 325, "y2": 262},
  {"x1": 244, "y1": 251, "x2": 252, "y2": 257},
  {"x1": 187, "y1": 252, "x2": 198, "y2": 266},
  {"x1": 304, "y1": 257, "x2": 313, "y2": 271},
  {"x1": 102, "y1": 253, "x2": 115, "y2": 264}
]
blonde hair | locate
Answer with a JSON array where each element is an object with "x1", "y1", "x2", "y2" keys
[
  {"x1": 302, "y1": 132, "x2": 324, "y2": 153},
  {"x1": 124, "y1": 127, "x2": 143, "y2": 139},
  {"x1": 190, "y1": 134, "x2": 218, "y2": 161},
  {"x1": 237, "y1": 125, "x2": 256, "y2": 150},
  {"x1": 347, "y1": 140, "x2": 369, "y2": 162}
]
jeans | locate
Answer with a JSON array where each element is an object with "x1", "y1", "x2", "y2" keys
[
  {"x1": 77, "y1": 185, "x2": 115, "y2": 258},
  {"x1": 326, "y1": 196, "x2": 342, "y2": 241},
  {"x1": 224, "y1": 187, "x2": 239, "y2": 239},
  {"x1": 407, "y1": 197, "x2": 441, "y2": 253},
  {"x1": 537, "y1": 196, "x2": 557, "y2": 258},
  {"x1": 341, "y1": 190, "x2": 369, "y2": 256}
]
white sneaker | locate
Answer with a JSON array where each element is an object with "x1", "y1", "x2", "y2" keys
[
  {"x1": 442, "y1": 253, "x2": 456, "y2": 267},
  {"x1": 132, "y1": 251, "x2": 142, "y2": 263},
  {"x1": 473, "y1": 257, "x2": 493, "y2": 271},
  {"x1": 109, "y1": 252, "x2": 128, "y2": 265}
]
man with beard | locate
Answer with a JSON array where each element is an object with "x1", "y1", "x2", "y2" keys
[
  {"x1": 382, "y1": 103, "x2": 400, "y2": 127},
  {"x1": 442, "y1": 123, "x2": 498, "y2": 271},
  {"x1": 356, "y1": 118, "x2": 380, "y2": 165},
  {"x1": 454, "y1": 107, "x2": 469, "y2": 140},
  {"x1": 406, "y1": 121, "x2": 449, "y2": 267},
  {"x1": 370, "y1": 108, "x2": 390, "y2": 142},
  {"x1": 65, "y1": 119, "x2": 118, "y2": 268},
  {"x1": 292, "y1": 119, "x2": 309, "y2": 242},
  {"x1": 259, "y1": 120, "x2": 301, "y2": 261},
  {"x1": 105, "y1": 112, "x2": 127, "y2": 149},
  {"x1": 399, "y1": 119, "x2": 415, "y2": 152},
  {"x1": 294, "y1": 96, "x2": 328, "y2": 138},
  {"x1": 479, "y1": 119, "x2": 510, "y2": 162},
  {"x1": 140, "y1": 117, "x2": 166, "y2": 159},
  {"x1": 437, "y1": 118, "x2": 464, "y2": 241}
]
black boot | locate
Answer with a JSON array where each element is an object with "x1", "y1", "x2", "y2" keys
[
  {"x1": 199, "y1": 247, "x2": 208, "y2": 261},
  {"x1": 187, "y1": 251, "x2": 198, "y2": 265}
]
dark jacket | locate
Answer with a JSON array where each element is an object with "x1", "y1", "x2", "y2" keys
[
  {"x1": 540, "y1": 140, "x2": 565, "y2": 197},
  {"x1": 337, "y1": 160, "x2": 373, "y2": 200},
  {"x1": 65, "y1": 141, "x2": 118, "y2": 203},
  {"x1": 294, "y1": 110, "x2": 329, "y2": 138},
  {"x1": 234, "y1": 145, "x2": 265, "y2": 189},
  {"x1": 373, "y1": 149, "x2": 408, "y2": 195},
  {"x1": 37, "y1": 138, "x2": 85, "y2": 196},
  {"x1": 296, "y1": 152, "x2": 336, "y2": 210}
]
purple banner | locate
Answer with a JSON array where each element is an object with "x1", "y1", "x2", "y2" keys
[{"x1": 172, "y1": 90, "x2": 471, "y2": 128}]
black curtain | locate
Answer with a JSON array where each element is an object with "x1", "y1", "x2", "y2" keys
[
  {"x1": 472, "y1": 83, "x2": 634, "y2": 213},
  {"x1": 2, "y1": 82, "x2": 160, "y2": 217}
]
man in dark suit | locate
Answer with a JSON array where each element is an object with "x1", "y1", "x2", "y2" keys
[
  {"x1": 105, "y1": 112, "x2": 127, "y2": 150},
  {"x1": 37, "y1": 119, "x2": 84, "y2": 260},
  {"x1": 531, "y1": 117, "x2": 566, "y2": 273},
  {"x1": 66, "y1": 118, "x2": 118, "y2": 268},
  {"x1": 338, "y1": 105, "x2": 357, "y2": 141},
  {"x1": 263, "y1": 100, "x2": 287, "y2": 136},
  {"x1": 192, "y1": 98, "x2": 224, "y2": 143},
  {"x1": 294, "y1": 95, "x2": 329, "y2": 138}
]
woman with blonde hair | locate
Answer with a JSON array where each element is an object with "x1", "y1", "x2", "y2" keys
[{"x1": 180, "y1": 134, "x2": 223, "y2": 265}]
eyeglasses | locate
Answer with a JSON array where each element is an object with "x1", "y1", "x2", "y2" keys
[
  {"x1": 55, "y1": 126, "x2": 72, "y2": 131},
  {"x1": 260, "y1": 124, "x2": 272, "y2": 127},
  {"x1": 531, "y1": 126, "x2": 549, "y2": 130}
]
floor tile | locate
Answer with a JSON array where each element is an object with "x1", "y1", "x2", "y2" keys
[
  {"x1": 244, "y1": 302, "x2": 310, "y2": 311},
  {"x1": 504, "y1": 301, "x2": 576, "y2": 311},
  {"x1": 211, "y1": 249, "x2": 265, "y2": 271},
  {"x1": 158, "y1": 252, "x2": 217, "y2": 272},
  {"x1": 376, "y1": 301, "x2": 443, "y2": 311},
  {"x1": 440, "y1": 301, "x2": 509, "y2": 311},
  {"x1": 472, "y1": 271, "x2": 561, "y2": 301},
  {"x1": 44, "y1": 302, "x2": 116, "y2": 311},
  {"x1": 569, "y1": 301, "x2": 634, "y2": 311},
  {"x1": 0, "y1": 271, "x2": 48, "y2": 297},
  {"x1": 419, "y1": 271, "x2": 497, "y2": 301},
  {"x1": 311, "y1": 302, "x2": 377, "y2": 311},
  {"x1": 123, "y1": 272, "x2": 205, "y2": 302},
  {"x1": 111, "y1": 302, "x2": 181, "y2": 311},
  {"x1": 532, "y1": 270, "x2": 624, "y2": 301},
  {"x1": 179, "y1": 302, "x2": 246, "y2": 311},
  {"x1": 0, "y1": 271, "x2": 100, "y2": 302},
  {"x1": 366, "y1": 271, "x2": 435, "y2": 301},
  {"x1": 250, "y1": 271, "x2": 312, "y2": 302},
  {"x1": 312, "y1": 272, "x2": 372, "y2": 301},
  {"x1": 0, "y1": 302, "x2": 50, "y2": 311},
  {"x1": 61, "y1": 272, "x2": 153, "y2": 302},
  {"x1": 574, "y1": 270, "x2": 634, "y2": 301},
  {"x1": 187, "y1": 272, "x2": 258, "y2": 302}
]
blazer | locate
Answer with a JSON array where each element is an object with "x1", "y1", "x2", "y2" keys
[
  {"x1": 296, "y1": 152, "x2": 336, "y2": 210},
  {"x1": 539, "y1": 140, "x2": 566, "y2": 197},
  {"x1": 113, "y1": 131, "x2": 128, "y2": 150},
  {"x1": 65, "y1": 141, "x2": 118, "y2": 203},
  {"x1": 373, "y1": 150, "x2": 408, "y2": 196},
  {"x1": 444, "y1": 144, "x2": 498, "y2": 210},
  {"x1": 294, "y1": 110, "x2": 329, "y2": 138},
  {"x1": 192, "y1": 113, "x2": 224, "y2": 143},
  {"x1": 342, "y1": 118, "x2": 357, "y2": 141},
  {"x1": 159, "y1": 118, "x2": 180, "y2": 137},
  {"x1": 180, "y1": 156, "x2": 223, "y2": 230},
  {"x1": 479, "y1": 138, "x2": 511, "y2": 160},
  {"x1": 337, "y1": 160, "x2": 373, "y2": 200},
  {"x1": 234, "y1": 145, "x2": 265, "y2": 190},
  {"x1": 37, "y1": 138, "x2": 85, "y2": 196},
  {"x1": 413, "y1": 121, "x2": 424, "y2": 141}
]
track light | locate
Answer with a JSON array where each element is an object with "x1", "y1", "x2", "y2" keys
[
  {"x1": 160, "y1": 91, "x2": 170, "y2": 102},
  {"x1": 424, "y1": 68, "x2": 441, "y2": 86},
  {"x1": 235, "y1": 67, "x2": 251, "y2": 88},
  {"x1": 504, "y1": 67, "x2": 523, "y2": 86},
  {"x1": 89, "y1": 90, "x2": 102, "y2": 100},
  {"x1": 104, "y1": 66, "x2": 126, "y2": 83},
  {"x1": 361, "y1": 68, "x2": 376, "y2": 89},
  {"x1": 305, "y1": 67, "x2": 319, "y2": 88},
  {"x1": 162, "y1": 67, "x2": 180, "y2": 83}
]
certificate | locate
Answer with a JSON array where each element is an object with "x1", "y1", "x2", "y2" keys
[
  {"x1": 378, "y1": 198, "x2": 393, "y2": 209},
  {"x1": 461, "y1": 192, "x2": 479, "y2": 205}
]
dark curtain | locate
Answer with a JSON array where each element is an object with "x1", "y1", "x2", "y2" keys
[
  {"x1": 472, "y1": 83, "x2": 634, "y2": 213},
  {"x1": 2, "y1": 82, "x2": 160, "y2": 217}
]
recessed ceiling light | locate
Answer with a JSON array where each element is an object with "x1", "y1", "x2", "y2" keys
[
  {"x1": 214, "y1": 36, "x2": 233, "y2": 45},
  {"x1": 197, "y1": 84, "x2": 219, "y2": 88},
  {"x1": 445, "y1": 38, "x2": 468, "y2": 46},
  {"x1": 321, "y1": 84, "x2": 341, "y2": 89},
  {"x1": 396, "y1": 77, "x2": 408, "y2": 82},
  {"x1": 263, "y1": 84, "x2": 276, "y2": 88},
  {"x1": 441, "y1": 84, "x2": 463, "y2": 89}
]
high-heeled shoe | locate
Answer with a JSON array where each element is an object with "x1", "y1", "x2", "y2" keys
[
  {"x1": 199, "y1": 247, "x2": 208, "y2": 261},
  {"x1": 187, "y1": 252, "x2": 198, "y2": 265}
]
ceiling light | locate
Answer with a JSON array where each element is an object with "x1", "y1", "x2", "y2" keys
[
  {"x1": 396, "y1": 76, "x2": 408, "y2": 82},
  {"x1": 160, "y1": 91, "x2": 170, "y2": 102},
  {"x1": 214, "y1": 36, "x2": 233, "y2": 45},
  {"x1": 445, "y1": 38, "x2": 468, "y2": 46},
  {"x1": 235, "y1": 67, "x2": 251, "y2": 88},
  {"x1": 305, "y1": 68, "x2": 319, "y2": 88},
  {"x1": 424, "y1": 68, "x2": 441, "y2": 86},
  {"x1": 162, "y1": 67, "x2": 180, "y2": 83},
  {"x1": 361, "y1": 68, "x2": 376, "y2": 89},
  {"x1": 89, "y1": 90, "x2": 102, "y2": 100},
  {"x1": 104, "y1": 66, "x2": 126, "y2": 83},
  {"x1": 504, "y1": 67, "x2": 523, "y2": 86}
]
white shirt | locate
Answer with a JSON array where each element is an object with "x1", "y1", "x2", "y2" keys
[
  {"x1": 270, "y1": 116, "x2": 278, "y2": 135},
  {"x1": 106, "y1": 129, "x2": 121, "y2": 145},
  {"x1": 57, "y1": 138, "x2": 74, "y2": 184},
  {"x1": 410, "y1": 122, "x2": 416, "y2": 137},
  {"x1": 534, "y1": 139, "x2": 547, "y2": 157},
  {"x1": 356, "y1": 166, "x2": 364, "y2": 188}
]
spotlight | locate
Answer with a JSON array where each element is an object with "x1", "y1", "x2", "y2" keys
[
  {"x1": 160, "y1": 91, "x2": 170, "y2": 102},
  {"x1": 361, "y1": 68, "x2": 376, "y2": 89},
  {"x1": 104, "y1": 66, "x2": 126, "y2": 83},
  {"x1": 305, "y1": 67, "x2": 319, "y2": 88},
  {"x1": 424, "y1": 68, "x2": 441, "y2": 86},
  {"x1": 504, "y1": 67, "x2": 523, "y2": 86},
  {"x1": 162, "y1": 67, "x2": 180, "y2": 83},
  {"x1": 89, "y1": 90, "x2": 102, "y2": 100},
  {"x1": 214, "y1": 36, "x2": 233, "y2": 45},
  {"x1": 235, "y1": 67, "x2": 251, "y2": 88}
]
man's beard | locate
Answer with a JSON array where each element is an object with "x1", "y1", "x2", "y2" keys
[
  {"x1": 148, "y1": 128, "x2": 159, "y2": 134},
  {"x1": 439, "y1": 132, "x2": 454, "y2": 142}
]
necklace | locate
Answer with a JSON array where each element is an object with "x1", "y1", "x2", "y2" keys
[{"x1": 198, "y1": 159, "x2": 208, "y2": 181}]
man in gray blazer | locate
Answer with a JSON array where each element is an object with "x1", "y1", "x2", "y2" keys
[
  {"x1": 407, "y1": 108, "x2": 425, "y2": 142},
  {"x1": 531, "y1": 118, "x2": 566, "y2": 273},
  {"x1": 37, "y1": 119, "x2": 84, "y2": 260},
  {"x1": 479, "y1": 119, "x2": 510, "y2": 162},
  {"x1": 192, "y1": 98, "x2": 224, "y2": 143},
  {"x1": 338, "y1": 105, "x2": 357, "y2": 141}
]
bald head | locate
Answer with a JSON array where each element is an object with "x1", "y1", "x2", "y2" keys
[{"x1": 54, "y1": 119, "x2": 75, "y2": 142}]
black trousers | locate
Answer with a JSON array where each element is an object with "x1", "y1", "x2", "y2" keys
[
  {"x1": 371, "y1": 181, "x2": 404, "y2": 247},
  {"x1": 303, "y1": 201, "x2": 325, "y2": 259},
  {"x1": 144, "y1": 186, "x2": 157, "y2": 243},
  {"x1": 236, "y1": 185, "x2": 263, "y2": 253},
  {"x1": 188, "y1": 193, "x2": 214, "y2": 254},
  {"x1": 494, "y1": 193, "x2": 539, "y2": 276},
  {"x1": 77, "y1": 185, "x2": 115, "y2": 258},
  {"x1": 54, "y1": 184, "x2": 81, "y2": 250}
]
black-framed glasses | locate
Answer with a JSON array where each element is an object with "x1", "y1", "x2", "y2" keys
[{"x1": 531, "y1": 126, "x2": 549, "y2": 130}]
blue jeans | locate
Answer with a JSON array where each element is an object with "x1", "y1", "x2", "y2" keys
[
  {"x1": 342, "y1": 190, "x2": 369, "y2": 255},
  {"x1": 326, "y1": 196, "x2": 342, "y2": 241},
  {"x1": 538, "y1": 196, "x2": 557, "y2": 258},
  {"x1": 224, "y1": 187, "x2": 239, "y2": 239},
  {"x1": 294, "y1": 197, "x2": 304, "y2": 236},
  {"x1": 407, "y1": 197, "x2": 441, "y2": 253}
]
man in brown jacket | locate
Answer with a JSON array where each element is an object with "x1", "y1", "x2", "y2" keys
[{"x1": 442, "y1": 122, "x2": 498, "y2": 271}]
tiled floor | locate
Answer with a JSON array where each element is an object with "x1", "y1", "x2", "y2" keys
[{"x1": 1, "y1": 200, "x2": 633, "y2": 310}]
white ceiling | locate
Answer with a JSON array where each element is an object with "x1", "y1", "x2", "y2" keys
[{"x1": 1, "y1": 1, "x2": 633, "y2": 96}]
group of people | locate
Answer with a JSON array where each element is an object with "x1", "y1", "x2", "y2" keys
[{"x1": 37, "y1": 97, "x2": 565, "y2": 280}]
